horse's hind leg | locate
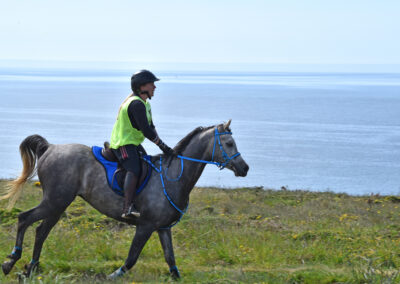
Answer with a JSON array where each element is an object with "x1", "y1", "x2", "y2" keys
[
  {"x1": 2, "y1": 191, "x2": 74, "y2": 277},
  {"x1": 158, "y1": 229, "x2": 180, "y2": 279},
  {"x1": 23, "y1": 213, "x2": 63, "y2": 277},
  {"x1": 2, "y1": 202, "x2": 53, "y2": 275}
]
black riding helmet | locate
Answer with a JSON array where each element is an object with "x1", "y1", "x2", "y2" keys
[{"x1": 131, "y1": 70, "x2": 160, "y2": 95}]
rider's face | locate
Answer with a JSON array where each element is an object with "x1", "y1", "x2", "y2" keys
[{"x1": 140, "y1": 82, "x2": 156, "y2": 99}]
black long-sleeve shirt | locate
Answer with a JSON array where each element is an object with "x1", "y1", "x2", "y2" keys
[{"x1": 127, "y1": 98, "x2": 158, "y2": 142}]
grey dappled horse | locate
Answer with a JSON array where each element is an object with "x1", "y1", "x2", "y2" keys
[{"x1": 1, "y1": 120, "x2": 249, "y2": 279}]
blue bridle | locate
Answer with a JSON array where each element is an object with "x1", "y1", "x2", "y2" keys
[
  {"x1": 145, "y1": 127, "x2": 241, "y2": 229},
  {"x1": 177, "y1": 127, "x2": 241, "y2": 170}
]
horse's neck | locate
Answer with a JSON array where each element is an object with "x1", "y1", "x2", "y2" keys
[
  {"x1": 178, "y1": 131, "x2": 213, "y2": 193},
  {"x1": 164, "y1": 130, "x2": 212, "y2": 207}
]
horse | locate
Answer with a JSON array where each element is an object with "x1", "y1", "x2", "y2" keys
[{"x1": 0, "y1": 119, "x2": 249, "y2": 279}]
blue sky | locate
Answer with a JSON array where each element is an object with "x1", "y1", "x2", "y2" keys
[{"x1": 0, "y1": 0, "x2": 399, "y2": 68}]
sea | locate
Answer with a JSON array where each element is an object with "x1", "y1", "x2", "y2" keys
[{"x1": 1, "y1": 66, "x2": 400, "y2": 195}]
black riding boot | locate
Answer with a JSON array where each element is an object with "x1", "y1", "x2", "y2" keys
[{"x1": 122, "y1": 171, "x2": 140, "y2": 218}]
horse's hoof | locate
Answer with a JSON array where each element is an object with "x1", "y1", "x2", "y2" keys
[
  {"x1": 2, "y1": 261, "x2": 14, "y2": 275},
  {"x1": 108, "y1": 267, "x2": 125, "y2": 280},
  {"x1": 23, "y1": 261, "x2": 39, "y2": 277},
  {"x1": 170, "y1": 266, "x2": 181, "y2": 279}
]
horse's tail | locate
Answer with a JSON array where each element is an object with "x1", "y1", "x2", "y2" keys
[{"x1": 0, "y1": 135, "x2": 49, "y2": 209}]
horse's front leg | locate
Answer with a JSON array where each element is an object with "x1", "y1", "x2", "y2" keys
[
  {"x1": 158, "y1": 228, "x2": 180, "y2": 279},
  {"x1": 108, "y1": 224, "x2": 154, "y2": 279}
]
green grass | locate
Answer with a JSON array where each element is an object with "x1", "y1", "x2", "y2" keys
[{"x1": 1, "y1": 180, "x2": 400, "y2": 283}]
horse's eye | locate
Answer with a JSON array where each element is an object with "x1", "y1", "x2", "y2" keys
[{"x1": 226, "y1": 142, "x2": 233, "y2": 147}]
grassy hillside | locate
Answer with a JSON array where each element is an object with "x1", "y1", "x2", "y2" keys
[{"x1": 1, "y1": 180, "x2": 400, "y2": 283}]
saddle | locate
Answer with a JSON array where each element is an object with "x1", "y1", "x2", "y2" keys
[
  {"x1": 92, "y1": 143, "x2": 152, "y2": 196},
  {"x1": 101, "y1": 144, "x2": 118, "y2": 162}
]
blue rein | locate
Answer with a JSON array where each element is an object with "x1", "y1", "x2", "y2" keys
[{"x1": 145, "y1": 127, "x2": 240, "y2": 229}]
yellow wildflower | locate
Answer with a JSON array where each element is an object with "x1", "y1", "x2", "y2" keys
[{"x1": 339, "y1": 213, "x2": 348, "y2": 221}]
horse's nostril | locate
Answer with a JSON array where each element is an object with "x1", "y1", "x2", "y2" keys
[{"x1": 244, "y1": 164, "x2": 249, "y2": 172}]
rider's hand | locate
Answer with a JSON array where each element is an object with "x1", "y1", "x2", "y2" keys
[{"x1": 158, "y1": 141, "x2": 175, "y2": 156}]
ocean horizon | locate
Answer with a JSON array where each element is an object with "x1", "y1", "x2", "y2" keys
[{"x1": 1, "y1": 66, "x2": 400, "y2": 195}]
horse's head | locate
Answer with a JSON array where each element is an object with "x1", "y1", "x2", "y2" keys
[{"x1": 213, "y1": 119, "x2": 249, "y2": 177}]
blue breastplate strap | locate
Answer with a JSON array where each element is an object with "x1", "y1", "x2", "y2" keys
[{"x1": 145, "y1": 156, "x2": 188, "y2": 229}]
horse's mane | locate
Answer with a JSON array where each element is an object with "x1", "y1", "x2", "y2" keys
[{"x1": 173, "y1": 125, "x2": 214, "y2": 154}]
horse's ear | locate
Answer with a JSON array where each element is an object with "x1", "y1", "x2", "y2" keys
[{"x1": 224, "y1": 119, "x2": 232, "y2": 130}]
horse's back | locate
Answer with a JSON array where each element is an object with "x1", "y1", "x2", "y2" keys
[
  {"x1": 38, "y1": 143, "x2": 94, "y2": 172},
  {"x1": 37, "y1": 143, "x2": 101, "y2": 194}
]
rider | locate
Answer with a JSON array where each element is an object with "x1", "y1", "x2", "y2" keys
[{"x1": 110, "y1": 70, "x2": 174, "y2": 218}]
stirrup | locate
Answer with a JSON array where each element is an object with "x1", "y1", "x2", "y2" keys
[{"x1": 122, "y1": 205, "x2": 140, "y2": 218}]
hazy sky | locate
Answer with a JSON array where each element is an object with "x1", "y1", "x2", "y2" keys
[{"x1": 0, "y1": 0, "x2": 399, "y2": 65}]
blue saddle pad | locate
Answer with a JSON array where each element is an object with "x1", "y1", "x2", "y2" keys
[{"x1": 91, "y1": 146, "x2": 152, "y2": 196}]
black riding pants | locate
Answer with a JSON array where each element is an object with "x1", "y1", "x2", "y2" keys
[{"x1": 112, "y1": 144, "x2": 145, "y2": 176}]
